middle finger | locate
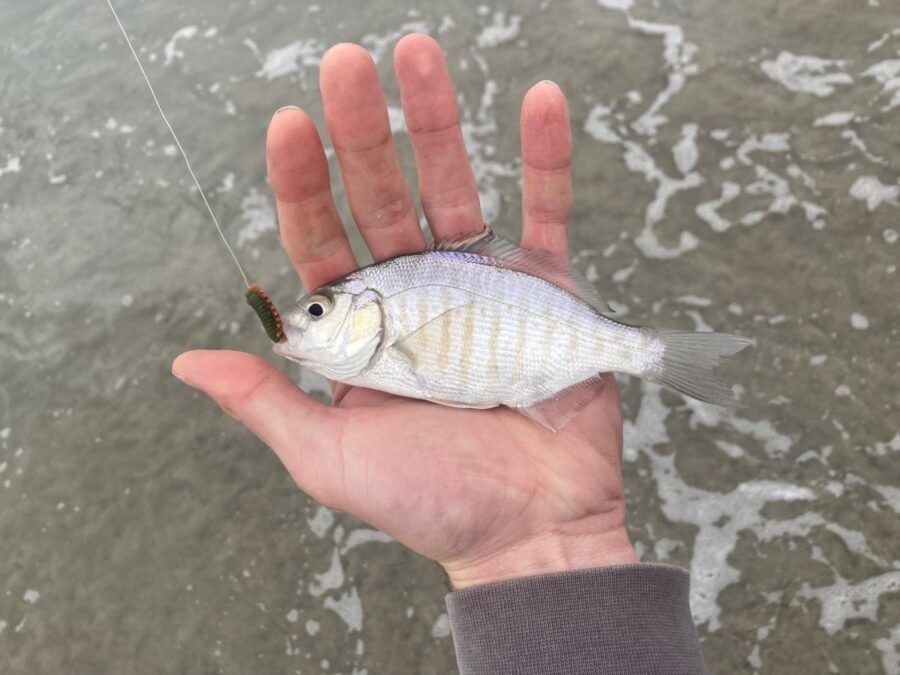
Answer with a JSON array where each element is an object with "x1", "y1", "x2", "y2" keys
[
  {"x1": 320, "y1": 44, "x2": 426, "y2": 260},
  {"x1": 394, "y1": 34, "x2": 483, "y2": 241}
]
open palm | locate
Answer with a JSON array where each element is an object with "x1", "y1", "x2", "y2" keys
[{"x1": 174, "y1": 34, "x2": 637, "y2": 588}]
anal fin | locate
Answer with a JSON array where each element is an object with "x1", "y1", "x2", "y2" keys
[{"x1": 516, "y1": 375, "x2": 608, "y2": 432}]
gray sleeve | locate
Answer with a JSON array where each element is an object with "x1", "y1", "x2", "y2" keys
[{"x1": 445, "y1": 563, "x2": 705, "y2": 675}]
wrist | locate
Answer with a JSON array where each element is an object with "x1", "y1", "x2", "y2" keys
[{"x1": 441, "y1": 526, "x2": 639, "y2": 590}]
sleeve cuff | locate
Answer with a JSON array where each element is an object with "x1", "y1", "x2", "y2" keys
[{"x1": 445, "y1": 563, "x2": 705, "y2": 675}]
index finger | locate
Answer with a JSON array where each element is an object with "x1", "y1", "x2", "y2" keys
[
  {"x1": 394, "y1": 34, "x2": 483, "y2": 240},
  {"x1": 267, "y1": 106, "x2": 358, "y2": 290}
]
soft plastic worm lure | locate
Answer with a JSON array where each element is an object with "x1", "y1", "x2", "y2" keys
[{"x1": 245, "y1": 285, "x2": 285, "y2": 343}]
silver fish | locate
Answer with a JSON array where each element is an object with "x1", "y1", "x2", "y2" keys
[{"x1": 274, "y1": 229, "x2": 751, "y2": 430}]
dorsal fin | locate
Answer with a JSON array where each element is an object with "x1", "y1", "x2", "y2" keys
[
  {"x1": 430, "y1": 226, "x2": 498, "y2": 253},
  {"x1": 431, "y1": 227, "x2": 612, "y2": 313}
]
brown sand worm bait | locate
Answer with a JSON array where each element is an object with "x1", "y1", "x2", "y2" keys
[{"x1": 245, "y1": 285, "x2": 285, "y2": 343}]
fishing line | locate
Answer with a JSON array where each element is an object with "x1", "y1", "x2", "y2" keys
[
  {"x1": 104, "y1": 0, "x2": 250, "y2": 289},
  {"x1": 104, "y1": 0, "x2": 286, "y2": 342}
]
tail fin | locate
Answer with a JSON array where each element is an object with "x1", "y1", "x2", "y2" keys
[{"x1": 647, "y1": 330, "x2": 752, "y2": 407}]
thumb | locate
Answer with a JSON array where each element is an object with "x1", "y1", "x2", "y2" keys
[{"x1": 172, "y1": 349, "x2": 344, "y2": 506}]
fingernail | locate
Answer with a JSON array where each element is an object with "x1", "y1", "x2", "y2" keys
[
  {"x1": 274, "y1": 105, "x2": 301, "y2": 116},
  {"x1": 539, "y1": 79, "x2": 561, "y2": 89}
]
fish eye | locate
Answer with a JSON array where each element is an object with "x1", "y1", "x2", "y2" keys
[{"x1": 304, "y1": 293, "x2": 332, "y2": 320}]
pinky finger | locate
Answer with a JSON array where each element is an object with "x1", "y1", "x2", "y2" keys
[{"x1": 519, "y1": 81, "x2": 573, "y2": 258}]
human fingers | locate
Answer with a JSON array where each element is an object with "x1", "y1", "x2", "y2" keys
[
  {"x1": 319, "y1": 44, "x2": 426, "y2": 260},
  {"x1": 267, "y1": 107, "x2": 358, "y2": 290},
  {"x1": 519, "y1": 81, "x2": 573, "y2": 258},
  {"x1": 394, "y1": 33, "x2": 482, "y2": 240},
  {"x1": 172, "y1": 350, "x2": 347, "y2": 508}
]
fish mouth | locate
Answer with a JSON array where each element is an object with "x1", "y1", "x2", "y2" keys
[
  {"x1": 272, "y1": 340, "x2": 299, "y2": 362},
  {"x1": 272, "y1": 337, "x2": 314, "y2": 369}
]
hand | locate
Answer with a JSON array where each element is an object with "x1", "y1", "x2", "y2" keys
[{"x1": 173, "y1": 34, "x2": 638, "y2": 589}]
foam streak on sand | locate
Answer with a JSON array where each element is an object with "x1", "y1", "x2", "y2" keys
[
  {"x1": 236, "y1": 187, "x2": 276, "y2": 247},
  {"x1": 255, "y1": 38, "x2": 324, "y2": 81},
  {"x1": 849, "y1": 175, "x2": 899, "y2": 210},
  {"x1": 862, "y1": 59, "x2": 900, "y2": 111},
  {"x1": 760, "y1": 51, "x2": 853, "y2": 97},
  {"x1": 0, "y1": 156, "x2": 22, "y2": 177},
  {"x1": 163, "y1": 26, "x2": 198, "y2": 66},
  {"x1": 625, "y1": 384, "x2": 892, "y2": 635},
  {"x1": 797, "y1": 571, "x2": 900, "y2": 635}
]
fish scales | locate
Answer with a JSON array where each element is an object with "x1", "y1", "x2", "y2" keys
[{"x1": 343, "y1": 252, "x2": 637, "y2": 407}]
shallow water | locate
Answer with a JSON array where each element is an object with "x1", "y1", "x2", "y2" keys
[{"x1": 1, "y1": 0, "x2": 899, "y2": 672}]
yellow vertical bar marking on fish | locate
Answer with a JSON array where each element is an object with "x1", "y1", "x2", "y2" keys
[
  {"x1": 541, "y1": 318, "x2": 555, "y2": 369},
  {"x1": 515, "y1": 312, "x2": 528, "y2": 379},
  {"x1": 568, "y1": 326, "x2": 581, "y2": 364},
  {"x1": 593, "y1": 329, "x2": 605, "y2": 361},
  {"x1": 488, "y1": 311, "x2": 501, "y2": 385},
  {"x1": 437, "y1": 291, "x2": 453, "y2": 377},
  {"x1": 459, "y1": 302, "x2": 477, "y2": 384}
]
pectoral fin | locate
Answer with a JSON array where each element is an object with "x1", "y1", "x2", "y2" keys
[{"x1": 390, "y1": 304, "x2": 472, "y2": 371}]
